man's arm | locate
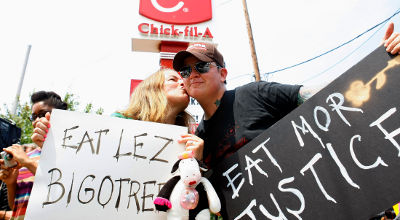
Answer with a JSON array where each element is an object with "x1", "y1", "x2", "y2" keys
[
  {"x1": 6, "y1": 183, "x2": 15, "y2": 211},
  {"x1": 297, "y1": 85, "x2": 321, "y2": 105}
]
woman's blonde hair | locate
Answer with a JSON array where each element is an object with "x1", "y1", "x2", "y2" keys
[{"x1": 120, "y1": 69, "x2": 193, "y2": 127}]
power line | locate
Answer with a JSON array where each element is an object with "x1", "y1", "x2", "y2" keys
[
  {"x1": 229, "y1": 73, "x2": 253, "y2": 81},
  {"x1": 264, "y1": 8, "x2": 400, "y2": 77},
  {"x1": 218, "y1": 0, "x2": 234, "y2": 7},
  {"x1": 301, "y1": 15, "x2": 390, "y2": 84}
]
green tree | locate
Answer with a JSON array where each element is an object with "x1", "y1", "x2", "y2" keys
[
  {"x1": 63, "y1": 93, "x2": 103, "y2": 115},
  {"x1": 63, "y1": 92, "x2": 80, "y2": 111},
  {"x1": 0, "y1": 92, "x2": 103, "y2": 145},
  {"x1": 84, "y1": 103, "x2": 104, "y2": 115}
]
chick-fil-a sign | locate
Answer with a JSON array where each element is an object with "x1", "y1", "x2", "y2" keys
[{"x1": 139, "y1": 0, "x2": 212, "y2": 24}]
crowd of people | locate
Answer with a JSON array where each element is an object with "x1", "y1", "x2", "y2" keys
[
  {"x1": 0, "y1": 22, "x2": 399, "y2": 220},
  {"x1": 0, "y1": 91, "x2": 68, "y2": 220}
]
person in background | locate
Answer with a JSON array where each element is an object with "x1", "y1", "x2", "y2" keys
[
  {"x1": 172, "y1": 22, "x2": 400, "y2": 168},
  {"x1": 0, "y1": 91, "x2": 67, "y2": 220},
  {"x1": 30, "y1": 91, "x2": 68, "y2": 148},
  {"x1": 111, "y1": 68, "x2": 204, "y2": 160}
]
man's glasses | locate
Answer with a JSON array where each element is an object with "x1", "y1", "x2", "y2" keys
[
  {"x1": 179, "y1": 62, "x2": 220, "y2": 78},
  {"x1": 30, "y1": 110, "x2": 51, "y2": 122}
]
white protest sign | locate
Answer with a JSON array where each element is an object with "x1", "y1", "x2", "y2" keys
[{"x1": 26, "y1": 109, "x2": 187, "y2": 220}]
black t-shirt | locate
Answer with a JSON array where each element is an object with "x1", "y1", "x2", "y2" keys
[
  {"x1": 0, "y1": 181, "x2": 10, "y2": 211},
  {"x1": 196, "y1": 81, "x2": 301, "y2": 168}
]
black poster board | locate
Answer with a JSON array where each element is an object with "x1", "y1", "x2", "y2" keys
[{"x1": 209, "y1": 46, "x2": 400, "y2": 220}]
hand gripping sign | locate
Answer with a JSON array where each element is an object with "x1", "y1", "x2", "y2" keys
[{"x1": 139, "y1": 0, "x2": 212, "y2": 25}]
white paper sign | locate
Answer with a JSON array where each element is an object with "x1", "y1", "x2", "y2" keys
[{"x1": 25, "y1": 109, "x2": 187, "y2": 220}]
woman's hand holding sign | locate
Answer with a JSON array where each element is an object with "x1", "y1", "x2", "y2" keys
[{"x1": 31, "y1": 112, "x2": 51, "y2": 148}]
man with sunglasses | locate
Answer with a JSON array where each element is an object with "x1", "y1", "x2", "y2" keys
[
  {"x1": 172, "y1": 23, "x2": 400, "y2": 169},
  {"x1": 173, "y1": 42, "x2": 303, "y2": 169},
  {"x1": 0, "y1": 91, "x2": 67, "y2": 220}
]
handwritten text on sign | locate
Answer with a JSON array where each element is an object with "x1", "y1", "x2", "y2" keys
[
  {"x1": 26, "y1": 110, "x2": 187, "y2": 220},
  {"x1": 211, "y1": 47, "x2": 400, "y2": 220}
]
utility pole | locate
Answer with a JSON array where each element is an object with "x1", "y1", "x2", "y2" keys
[
  {"x1": 12, "y1": 45, "x2": 31, "y2": 115},
  {"x1": 242, "y1": 0, "x2": 261, "y2": 81}
]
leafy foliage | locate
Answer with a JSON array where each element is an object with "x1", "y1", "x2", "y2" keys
[{"x1": 63, "y1": 92, "x2": 80, "y2": 111}]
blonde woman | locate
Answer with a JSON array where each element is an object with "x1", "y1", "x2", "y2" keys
[
  {"x1": 112, "y1": 69, "x2": 204, "y2": 160},
  {"x1": 31, "y1": 70, "x2": 204, "y2": 161}
]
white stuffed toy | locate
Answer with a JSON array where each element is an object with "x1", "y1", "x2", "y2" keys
[{"x1": 154, "y1": 157, "x2": 221, "y2": 220}]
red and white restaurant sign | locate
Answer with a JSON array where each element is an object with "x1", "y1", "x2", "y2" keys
[
  {"x1": 139, "y1": 0, "x2": 212, "y2": 24},
  {"x1": 134, "y1": 0, "x2": 215, "y2": 47},
  {"x1": 138, "y1": 23, "x2": 213, "y2": 39}
]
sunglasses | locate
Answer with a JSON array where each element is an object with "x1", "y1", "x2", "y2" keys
[
  {"x1": 30, "y1": 110, "x2": 51, "y2": 122},
  {"x1": 179, "y1": 62, "x2": 220, "y2": 78}
]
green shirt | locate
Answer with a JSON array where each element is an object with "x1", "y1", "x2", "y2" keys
[{"x1": 110, "y1": 112, "x2": 131, "y2": 119}]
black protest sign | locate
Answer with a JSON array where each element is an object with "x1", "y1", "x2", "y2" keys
[{"x1": 210, "y1": 46, "x2": 400, "y2": 220}]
